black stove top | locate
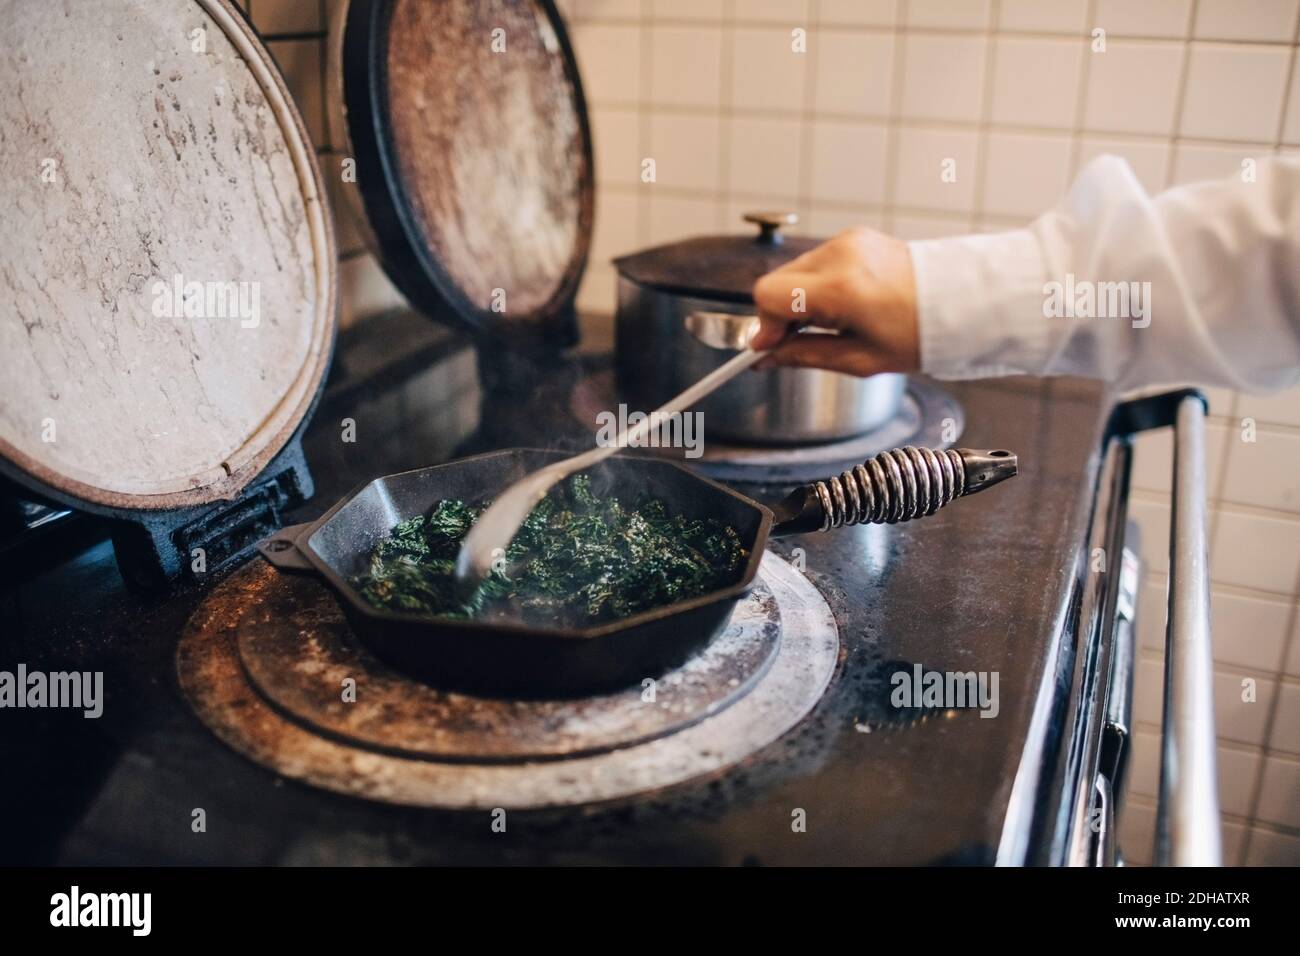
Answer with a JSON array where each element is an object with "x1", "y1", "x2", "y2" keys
[{"x1": 0, "y1": 310, "x2": 1114, "y2": 866}]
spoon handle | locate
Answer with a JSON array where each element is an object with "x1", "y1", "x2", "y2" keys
[
  {"x1": 622, "y1": 347, "x2": 768, "y2": 445},
  {"x1": 532, "y1": 346, "x2": 768, "y2": 476}
]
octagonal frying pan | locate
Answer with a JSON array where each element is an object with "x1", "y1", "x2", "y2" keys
[{"x1": 259, "y1": 446, "x2": 1016, "y2": 698}]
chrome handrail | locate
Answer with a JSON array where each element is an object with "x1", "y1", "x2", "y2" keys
[{"x1": 1155, "y1": 395, "x2": 1222, "y2": 866}]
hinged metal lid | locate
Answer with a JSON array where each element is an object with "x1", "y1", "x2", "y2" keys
[
  {"x1": 614, "y1": 212, "x2": 820, "y2": 304},
  {"x1": 334, "y1": 0, "x2": 594, "y2": 346},
  {"x1": 0, "y1": 0, "x2": 337, "y2": 515}
]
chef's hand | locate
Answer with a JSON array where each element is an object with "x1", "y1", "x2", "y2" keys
[{"x1": 750, "y1": 227, "x2": 921, "y2": 376}]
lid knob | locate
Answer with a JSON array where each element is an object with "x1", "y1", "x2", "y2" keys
[{"x1": 744, "y1": 211, "x2": 798, "y2": 245}]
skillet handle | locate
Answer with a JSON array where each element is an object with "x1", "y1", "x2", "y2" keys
[
  {"x1": 257, "y1": 522, "x2": 317, "y2": 573},
  {"x1": 770, "y1": 447, "x2": 1018, "y2": 535}
]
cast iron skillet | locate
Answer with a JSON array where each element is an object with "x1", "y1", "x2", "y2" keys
[{"x1": 259, "y1": 446, "x2": 1016, "y2": 698}]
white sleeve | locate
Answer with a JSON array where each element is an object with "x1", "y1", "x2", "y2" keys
[{"x1": 908, "y1": 154, "x2": 1300, "y2": 393}]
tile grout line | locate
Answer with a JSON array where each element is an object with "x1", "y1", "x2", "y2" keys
[
  {"x1": 575, "y1": 16, "x2": 1300, "y2": 47},
  {"x1": 637, "y1": 0, "x2": 653, "y2": 248},
  {"x1": 795, "y1": 0, "x2": 820, "y2": 231},
  {"x1": 966, "y1": 0, "x2": 998, "y2": 231},
  {"x1": 596, "y1": 176, "x2": 1300, "y2": 224},
  {"x1": 1271, "y1": 2, "x2": 1300, "y2": 150},
  {"x1": 880, "y1": 0, "x2": 908, "y2": 233},
  {"x1": 1240, "y1": 553, "x2": 1300, "y2": 859},
  {"x1": 1176, "y1": 0, "x2": 1242, "y2": 580},
  {"x1": 1132, "y1": 486, "x2": 1300, "y2": 526},
  {"x1": 718, "y1": 0, "x2": 736, "y2": 232},
  {"x1": 584, "y1": 100, "x2": 1296, "y2": 148},
  {"x1": 1131, "y1": 717, "x2": 1280, "y2": 760},
  {"x1": 1141, "y1": 564, "x2": 1300, "y2": 624},
  {"x1": 1131, "y1": 725, "x2": 1300, "y2": 768},
  {"x1": 1066, "y1": 0, "x2": 1098, "y2": 180},
  {"x1": 1259, "y1": 17, "x2": 1300, "y2": 812},
  {"x1": 317, "y1": 0, "x2": 329, "y2": 153},
  {"x1": 1158, "y1": 0, "x2": 1199, "y2": 188},
  {"x1": 1204, "y1": 395, "x2": 1236, "y2": 553},
  {"x1": 1135, "y1": 642, "x2": 1300, "y2": 685}
]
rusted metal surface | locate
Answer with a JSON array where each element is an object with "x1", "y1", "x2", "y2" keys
[
  {"x1": 229, "y1": 560, "x2": 781, "y2": 761},
  {"x1": 370, "y1": 0, "x2": 593, "y2": 337},
  {"x1": 176, "y1": 553, "x2": 838, "y2": 809},
  {"x1": 0, "y1": 0, "x2": 335, "y2": 511}
]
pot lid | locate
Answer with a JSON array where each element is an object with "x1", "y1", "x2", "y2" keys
[
  {"x1": 614, "y1": 212, "x2": 820, "y2": 304},
  {"x1": 336, "y1": 0, "x2": 593, "y2": 345},
  {"x1": 0, "y1": 0, "x2": 336, "y2": 513}
]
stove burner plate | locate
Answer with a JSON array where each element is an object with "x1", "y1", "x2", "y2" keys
[
  {"x1": 570, "y1": 371, "x2": 964, "y2": 483},
  {"x1": 234, "y1": 573, "x2": 782, "y2": 762},
  {"x1": 178, "y1": 552, "x2": 839, "y2": 809}
]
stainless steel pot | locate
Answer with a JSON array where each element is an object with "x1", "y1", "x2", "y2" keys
[{"x1": 613, "y1": 212, "x2": 905, "y2": 446}]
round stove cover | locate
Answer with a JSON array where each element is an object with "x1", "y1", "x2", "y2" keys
[
  {"x1": 0, "y1": 0, "x2": 336, "y2": 512},
  {"x1": 338, "y1": 0, "x2": 593, "y2": 345}
]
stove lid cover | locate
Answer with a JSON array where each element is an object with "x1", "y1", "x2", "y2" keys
[
  {"x1": 613, "y1": 212, "x2": 820, "y2": 304},
  {"x1": 338, "y1": 0, "x2": 593, "y2": 346},
  {"x1": 0, "y1": 0, "x2": 336, "y2": 513}
]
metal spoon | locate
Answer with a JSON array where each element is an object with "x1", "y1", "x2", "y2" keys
[
  {"x1": 686, "y1": 310, "x2": 832, "y2": 350},
  {"x1": 684, "y1": 311, "x2": 763, "y2": 350},
  {"x1": 453, "y1": 320, "x2": 778, "y2": 593}
]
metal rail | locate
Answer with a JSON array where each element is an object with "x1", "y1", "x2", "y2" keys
[
  {"x1": 1155, "y1": 395, "x2": 1222, "y2": 866},
  {"x1": 997, "y1": 388, "x2": 1221, "y2": 865}
]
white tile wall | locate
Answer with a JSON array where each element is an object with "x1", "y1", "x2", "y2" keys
[
  {"x1": 727, "y1": 116, "x2": 804, "y2": 197},
  {"x1": 1179, "y1": 43, "x2": 1291, "y2": 141},
  {"x1": 989, "y1": 37, "x2": 1083, "y2": 129},
  {"x1": 1083, "y1": 40, "x2": 1185, "y2": 136},
  {"x1": 1171, "y1": 140, "x2": 1274, "y2": 184},
  {"x1": 1286, "y1": 64, "x2": 1300, "y2": 142},
  {"x1": 810, "y1": 121, "x2": 889, "y2": 202},
  {"x1": 652, "y1": 0, "x2": 723, "y2": 20},
  {"x1": 732, "y1": 26, "x2": 808, "y2": 111},
  {"x1": 1194, "y1": 0, "x2": 1299, "y2": 43},
  {"x1": 906, "y1": 0, "x2": 990, "y2": 31},
  {"x1": 820, "y1": 0, "x2": 897, "y2": 27},
  {"x1": 901, "y1": 34, "x2": 988, "y2": 121},
  {"x1": 592, "y1": 107, "x2": 643, "y2": 186},
  {"x1": 649, "y1": 112, "x2": 724, "y2": 191},
  {"x1": 573, "y1": 24, "x2": 641, "y2": 103},
  {"x1": 251, "y1": 0, "x2": 1300, "y2": 864},
  {"x1": 981, "y1": 131, "x2": 1073, "y2": 217},
  {"x1": 1094, "y1": 0, "x2": 1193, "y2": 39},
  {"x1": 652, "y1": 25, "x2": 726, "y2": 107},
  {"x1": 998, "y1": 0, "x2": 1089, "y2": 35},
  {"x1": 813, "y1": 31, "x2": 895, "y2": 115},
  {"x1": 895, "y1": 126, "x2": 980, "y2": 211},
  {"x1": 1075, "y1": 135, "x2": 1171, "y2": 192}
]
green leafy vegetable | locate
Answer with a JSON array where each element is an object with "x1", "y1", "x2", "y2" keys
[{"x1": 352, "y1": 475, "x2": 747, "y2": 626}]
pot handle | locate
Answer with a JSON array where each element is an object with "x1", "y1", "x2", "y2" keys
[{"x1": 769, "y1": 446, "x2": 1018, "y2": 535}]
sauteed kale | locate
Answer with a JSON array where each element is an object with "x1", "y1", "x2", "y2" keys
[{"x1": 352, "y1": 475, "x2": 747, "y2": 626}]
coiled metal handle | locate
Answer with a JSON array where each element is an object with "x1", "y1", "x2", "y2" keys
[{"x1": 808, "y1": 447, "x2": 1016, "y2": 531}]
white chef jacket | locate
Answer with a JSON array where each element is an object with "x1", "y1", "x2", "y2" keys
[{"x1": 909, "y1": 154, "x2": 1300, "y2": 394}]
